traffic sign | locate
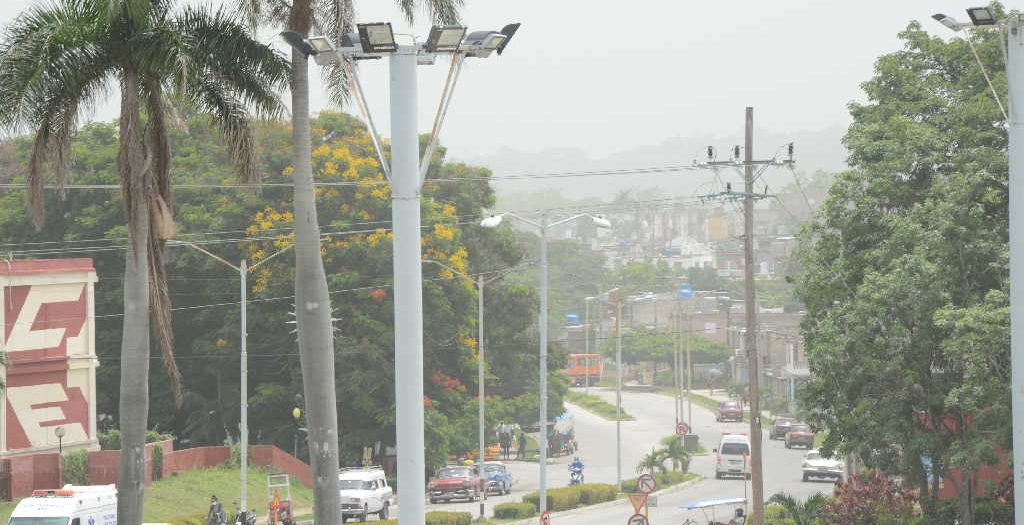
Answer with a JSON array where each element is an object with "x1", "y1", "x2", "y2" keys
[
  {"x1": 677, "y1": 283, "x2": 693, "y2": 300},
  {"x1": 627, "y1": 493, "x2": 648, "y2": 513},
  {"x1": 647, "y1": 495, "x2": 658, "y2": 507},
  {"x1": 540, "y1": 510, "x2": 551, "y2": 525},
  {"x1": 636, "y1": 473, "x2": 657, "y2": 493},
  {"x1": 627, "y1": 513, "x2": 650, "y2": 525},
  {"x1": 675, "y1": 421, "x2": 690, "y2": 436}
]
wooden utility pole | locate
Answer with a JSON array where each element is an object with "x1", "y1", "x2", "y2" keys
[{"x1": 743, "y1": 106, "x2": 765, "y2": 524}]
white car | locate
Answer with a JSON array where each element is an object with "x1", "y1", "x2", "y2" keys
[
  {"x1": 714, "y1": 433, "x2": 751, "y2": 480},
  {"x1": 801, "y1": 449, "x2": 844, "y2": 482},
  {"x1": 338, "y1": 467, "x2": 393, "y2": 522}
]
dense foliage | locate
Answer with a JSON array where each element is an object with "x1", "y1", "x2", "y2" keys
[{"x1": 795, "y1": 15, "x2": 1011, "y2": 523}]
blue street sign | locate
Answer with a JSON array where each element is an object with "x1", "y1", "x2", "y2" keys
[{"x1": 677, "y1": 283, "x2": 693, "y2": 300}]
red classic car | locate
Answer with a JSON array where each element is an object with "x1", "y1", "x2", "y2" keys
[
  {"x1": 785, "y1": 423, "x2": 815, "y2": 449},
  {"x1": 428, "y1": 465, "x2": 485, "y2": 503},
  {"x1": 716, "y1": 400, "x2": 743, "y2": 422}
]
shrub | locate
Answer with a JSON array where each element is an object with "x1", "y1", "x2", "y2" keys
[
  {"x1": 621, "y1": 470, "x2": 692, "y2": 492},
  {"x1": 152, "y1": 444, "x2": 164, "y2": 481},
  {"x1": 424, "y1": 511, "x2": 471, "y2": 525},
  {"x1": 62, "y1": 450, "x2": 89, "y2": 485},
  {"x1": 523, "y1": 484, "x2": 616, "y2": 512},
  {"x1": 98, "y1": 430, "x2": 121, "y2": 450},
  {"x1": 765, "y1": 504, "x2": 796, "y2": 525},
  {"x1": 494, "y1": 502, "x2": 536, "y2": 519},
  {"x1": 932, "y1": 499, "x2": 1013, "y2": 525},
  {"x1": 578, "y1": 483, "x2": 616, "y2": 505},
  {"x1": 168, "y1": 513, "x2": 206, "y2": 525}
]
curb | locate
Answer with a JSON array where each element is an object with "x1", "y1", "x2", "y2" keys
[{"x1": 502, "y1": 476, "x2": 704, "y2": 525}]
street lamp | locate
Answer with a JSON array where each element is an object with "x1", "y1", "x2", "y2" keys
[
  {"x1": 583, "y1": 296, "x2": 598, "y2": 395},
  {"x1": 423, "y1": 259, "x2": 507, "y2": 518},
  {"x1": 283, "y1": 24, "x2": 519, "y2": 525},
  {"x1": 933, "y1": 8, "x2": 1022, "y2": 521},
  {"x1": 480, "y1": 212, "x2": 611, "y2": 514},
  {"x1": 171, "y1": 241, "x2": 295, "y2": 513}
]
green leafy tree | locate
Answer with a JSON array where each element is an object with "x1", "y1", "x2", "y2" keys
[
  {"x1": 795, "y1": 14, "x2": 1009, "y2": 524},
  {"x1": 0, "y1": 2, "x2": 287, "y2": 522},
  {"x1": 635, "y1": 446, "x2": 668, "y2": 475},
  {"x1": 658, "y1": 435, "x2": 690, "y2": 472}
]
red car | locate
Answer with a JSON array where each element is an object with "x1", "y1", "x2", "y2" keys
[
  {"x1": 716, "y1": 400, "x2": 743, "y2": 422},
  {"x1": 428, "y1": 465, "x2": 485, "y2": 503},
  {"x1": 785, "y1": 423, "x2": 815, "y2": 449}
]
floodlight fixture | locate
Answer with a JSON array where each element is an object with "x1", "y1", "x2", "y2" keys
[
  {"x1": 357, "y1": 22, "x2": 397, "y2": 53},
  {"x1": 463, "y1": 30, "x2": 506, "y2": 58},
  {"x1": 480, "y1": 214, "x2": 505, "y2": 228},
  {"x1": 425, "y1": 25, "x2": 467, "y2": 53},
  {"x1": 281, "y1": 30, "x2": 315, "y2": 57},
  {"x1": 496, "y1": 23, "x2": 521, "y2": 55},
  {"x1": 307, "y1": 36, "x2": 335, "y2": 54},
  {"x1": 591, "y1": 216, "x2": 612, "y2": 229},
  {"x1": 966, "y1": 6, "x2": 997, "y2": 26},
  {"x1": 932, "y1": 13, "x2": 966, "y2": 32},
  {"x1": 707, "y1": 146, "x2": 714, "y2": 160}
]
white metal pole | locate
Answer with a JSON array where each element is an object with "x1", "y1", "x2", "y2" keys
[
  {"x1": 686, "y1": 306, "x2": 692, "y2": 426},
  {"x1": 390, "y1": 47, "x2": 426, "y2": 525},
  {"x1": 478, "y1": 274, "x2": 486, "y2": 518},
  {"x1": 615, "y1": 293, "x2": 623, "y2": 490},
  {"x1": 538, "y1": 214, "x2": 549, "y2": 515},
  {"x1": 584, "y1": 299, "x2": 590, "y2": 394},
  {"x1": 240, "y1": 259, "x2": 248, "y2": 513},
  {"x1": 1007, "y1": 16, "x2": 1024, "y2": 523}
]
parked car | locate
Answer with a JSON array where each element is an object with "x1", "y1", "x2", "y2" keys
[
  {"x1": 713, "y1": 433, "x2": 751, "y2": 480},
  {"x1": 801, "y1": 449, "x2": 844, "y2": 482},
  {"x1": 428, "y1": 465, "x2": 484, "y2": 503},
  {"x1": 716, "y1": 400, "x2": 743, "y2": 422},
  {"x1": 338, "y1": 467, "x2": 392, "y2": 522},
  {"x1": 785, "y1": 423, "x2": 815, "y2": 449},
  {"x1": 482, "y1": 461, "x2": 513, "y2": 495},
  {"x1": 769, "y1": 417, "x2": 795, "y2": 440}
]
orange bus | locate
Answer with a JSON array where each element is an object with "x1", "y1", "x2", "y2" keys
[{"x1": 564, "y1": 354, "x2": 602, "y2": 387}]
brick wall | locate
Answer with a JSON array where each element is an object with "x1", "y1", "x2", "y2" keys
[
  {"x1": 9, "y1": 454, "x2": 60, "y2": 499},
  {"x1": 249, "y1": 446, "x2": 311, "y2": 488},
  {"x1": 163, "y1": 446, "x2": 231, "y2": 475}
]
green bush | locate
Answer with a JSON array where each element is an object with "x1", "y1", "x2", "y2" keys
[
  {"x1": 620, "y1": 470, "x2": 693, "y2": 492},
  {"x1": 62, "y1": 450, "x2": 89, "y2": 485},
  {"x1": 424, "y1": 511, "x2": 471, "y2": 525},
  {"x1": 932, "y1": 499, "x2": 1012, "y2": 525},
  {"x1": 494, "y1": 502, "x2": 536, "y2": 519},
  {"x1": 765, "y1": 505, "x2": 796, "y2": 525},
  {"x1": 98, "y1": 430, "x2": 120, "y2": 450},
  {"x1": 523, "y1": 483, "x2": 616, "y2": 512},
  {"x1": 152, "y1": 444, "x2": 164, "y2": 481}
]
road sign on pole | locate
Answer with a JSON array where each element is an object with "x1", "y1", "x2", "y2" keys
[
  {"x1": 628, "y1": 493, "x2": 648, "y2": 513},
  {"x1": 636, "y1": 473, "x2": 657, "y2": 493},
  {"x1": 677, "y1": 283, "x2": 693, "y2": 300},
  {"x1": 675, "y1": 421, "x2": 690, "y2": 436},
  {"x1": 540, "y1": 510, "x2": 550, "y2": 525},
  {"x1": 627, "y1": 513, "x2": 650, "y2": 525}
]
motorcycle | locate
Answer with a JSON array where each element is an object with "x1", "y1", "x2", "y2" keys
[
  {"x1": 568, "y1": 459, "x2": 584, "y2": 486},
  {"x1": 233, "y1": 509, "x2": 256, "y2": 525}
]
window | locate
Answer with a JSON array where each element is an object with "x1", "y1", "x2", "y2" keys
[
  {"x1": 720, "y1": 443, "x2": 749, "y2": 455},
  {"x1": 10, "y1": 518, "x2": 72, "y2": 525},
  {"x1": 338, "y1": 480, "x2": 374, "y2": 490}
]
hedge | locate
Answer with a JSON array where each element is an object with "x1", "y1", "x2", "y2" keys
[
  {"x1": 494, "y1": 502, "x2": 536, "y2": 519},
  {"x1": 522, "y1": 483, "x2": 617, "y2": 512},
  {"x1": 620, "y1": 470, "x2": 693, "y2": 493},
  {"x1": 375, "y1": 511, "x2": 470, "y2": 525}
]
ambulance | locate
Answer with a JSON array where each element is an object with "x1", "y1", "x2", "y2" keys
[{"x1": 7, "y1": 485, "x2": 117, "y2": 525}]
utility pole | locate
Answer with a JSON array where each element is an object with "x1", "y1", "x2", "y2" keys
[
  {"x1": 671, "y1": 311, "x2": 680, "y2": 423},
  {"x1": 615, "y1": 289, "x2": 623, "y2": 489},
  {"x1": 698, "y1": 107, "x2": 793, "y2": 525},
  {"x1": 742, "y1": 107, "x2": 764, "y2": 525}
]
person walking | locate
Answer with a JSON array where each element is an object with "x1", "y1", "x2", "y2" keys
[{"x1": 516, "y1": 428, "x2": 527, "y2": 460}]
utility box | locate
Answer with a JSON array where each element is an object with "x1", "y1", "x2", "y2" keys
[{"x1": 684, "y1": 434, "x2": 700, "y2": 452}]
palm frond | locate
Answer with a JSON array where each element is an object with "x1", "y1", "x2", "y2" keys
[
  {"x1": 189, "y1": 75, "x2": 260, "y2": 184},
  {"x1": 423, "y1": 0, "x2": 462, "y2": 25}
]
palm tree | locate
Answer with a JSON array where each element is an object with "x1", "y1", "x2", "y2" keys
[
  {"x1": 0, "y1": 1, "x2": 288, "y2": 523},
  {"x1": 234, "y1": 1, "x2": 461, "y2": 523},
  {"x1": 767, "y1": 492, "x2": 829, "y2": 525},
  {"x1": 659, "y1": 435, "x2": 690, "y2": 472},
  {"x1": 636, "y1": 446, "x2": 669, "y2": 475}
]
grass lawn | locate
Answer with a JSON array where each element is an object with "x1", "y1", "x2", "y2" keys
[
  {"x1": 0, "y1": 466, "x2": 314, "y2": 525},
  {"x1": 565, "y1": 391, "x2": 635, "y2": 421}
]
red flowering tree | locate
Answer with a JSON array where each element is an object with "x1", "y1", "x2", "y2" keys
[{"x1": 821, "y1": 471, "x2": 917, "y2": 525}]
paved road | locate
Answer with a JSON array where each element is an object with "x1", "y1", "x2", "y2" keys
[{"x1": 423, "y1": 387, "x2": 833, "y2": 522}]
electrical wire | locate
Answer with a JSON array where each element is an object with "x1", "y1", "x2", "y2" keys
[{"x1": 965, "y1": 32, "x2": 1009, "y2": 122}]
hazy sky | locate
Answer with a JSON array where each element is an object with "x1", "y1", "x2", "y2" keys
[{"x1": 0, "y1": 0, "x2": 986, "y2": 162}]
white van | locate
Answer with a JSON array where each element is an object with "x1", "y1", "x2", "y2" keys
[
  {"x1": 8, "y1": 485, "x2": 117, "y2": 525},
  {"x1": 338, "y1": 467, "x2": 392, "y2": 522},
  {"x1": 714, "y1": 433, "x2": 752, "y2": 479}
]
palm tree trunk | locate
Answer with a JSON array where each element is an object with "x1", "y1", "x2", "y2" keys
[
  {"x1": 117, "y1": 70, "x2": 151, "y2": 525},
  {"x1": 290, "y1": 46, "x2": 342, "y2": 525}
]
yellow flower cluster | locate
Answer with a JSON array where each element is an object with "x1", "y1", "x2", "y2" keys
[
  {"x1": 460, "y1": 334, "x2": 478, "y2": 352},
  {"x1": 433, "y1": 223, "x2": 455, "y2": 242},
  {"x1": 441, "y1": 203, "x2": 457, "y2": 217},
  {"x1": 367, "y1": 229, "x2": 389, "y2": 247},
  {"x1": 215, "y1": 338, "x2": 228, "y2": 348}
]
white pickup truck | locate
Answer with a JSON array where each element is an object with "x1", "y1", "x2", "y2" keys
[{"x1": 338, "y1": 467, "x2": 393, "y2": 522}]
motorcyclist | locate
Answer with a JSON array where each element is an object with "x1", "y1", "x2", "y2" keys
[{"x1": 568, "y1": 456, "x2": 584, "y2": 485}]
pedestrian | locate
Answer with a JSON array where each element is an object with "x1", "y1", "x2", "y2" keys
[
  {"x1": 516, "y1": 428, "x2": 526, "y2": 460},
  {"x1": 500, "y1": 430, "x2": 511, "y2": 460},
  {"x1": 207, "y1": 495, "x2": 225, "y2": 525}
]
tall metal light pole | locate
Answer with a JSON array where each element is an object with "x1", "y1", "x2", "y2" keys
[
  {"x1": 932, "y1": 8, "x2": 1019, "y2": 520},
  {"x1": 173, "y1": 242, "x2": 294, "y2": 513},
  {"x1": 286, "y1": 24, "x2": 519, "y2": 525},
  {"x1": 481, "y1": 212, "x2": 611, "y2": 514},
  {"x1": 584, "y1": 296, "x2": 597, "y2": 394},
  {"x1": 615, "y1": 290, "x2": 623, "y2": 489}
]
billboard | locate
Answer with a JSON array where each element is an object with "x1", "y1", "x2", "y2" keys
[{"x1": 1, "y1": 259, "x2": 99, "y2": 456}]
